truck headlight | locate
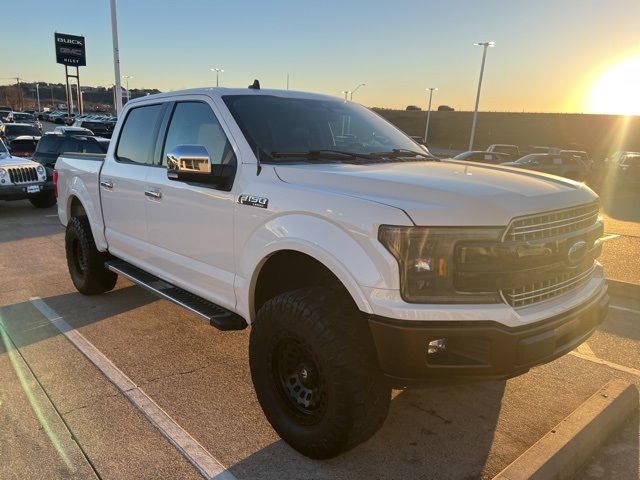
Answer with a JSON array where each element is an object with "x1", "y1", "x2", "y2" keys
[
  {"x1": 378, "y1": 225, "x2": 503, "y2": 303},
  {"x1": 36, "y1": 165, "x2": 45, "y2": 176},
  {"x1": 0, "y1": 168, "x2": 6, "y2": 178}
]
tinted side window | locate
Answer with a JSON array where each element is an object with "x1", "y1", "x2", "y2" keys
[
  {"x1": 116, "y1": 104, "x2": 163, "y2": 164},
  {"x1": 60, "y1": 138, "x2": 80, "y2": 153},
  {"x1": 36, "y1": 135, "x2": 63, "y2": 154},
  {"x1": 162, "y1": 102, "x2": 236, "y2": 166},
  {"x1": 81, "y1": 139, "x2": 106, "y2": 154}
]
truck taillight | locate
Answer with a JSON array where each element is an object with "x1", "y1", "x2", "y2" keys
[{"x1": 53, "y1": 169, "x2": 58, "y2": 198}]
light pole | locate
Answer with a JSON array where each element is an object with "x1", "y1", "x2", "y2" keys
[
  {"x1": 468, "y1": 41, "x2": 494, "y2": 151},
  {"x1": 350, "y1": 83, "x2": 365, "y2": 101},
  {"x1": 423, "y1": 87, "x2": 437, "y2": 144},
  {"x1": 110, "y1": 0, "x2": 123, "y2": 115},
  {"x1": 210, "y1": 68, "x2": 224, "y2": 87},
  {"x1": 35, "y1": 83, "x2": 41, "y2": 112},
  {"x1": 122, "y1": 75, "x2": 133, "y2": 102}
]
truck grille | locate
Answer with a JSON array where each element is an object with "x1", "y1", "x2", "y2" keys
[
  {"x1": 504, "y1": 203, "x2": 600, "y2": 242},
  {"x1": 7, "y1": 166, "x2": 38, "y2": 184},
  {"x1": 502, "y1": 263, "x2": 596, "y2": 308}
]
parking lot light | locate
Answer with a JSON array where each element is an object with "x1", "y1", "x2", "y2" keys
[
  {"x1": 350, "y1": 83, "x2": 365, "y2": 101},
  {"x1": 122, "y1": 75, "x2": 133, "y2": 103},
  {"x1": 110, "y1": 0, "x2": 123, "y2": 115},
  {"x1": 210, "y1": 68, "x2": 224, "y2": 87},
  {"x1": 469, "y1": 41, "x2": 495, "y2": 151},
  {"x1": 424, "y1": 87, "x2": 437, "y2": 144}
]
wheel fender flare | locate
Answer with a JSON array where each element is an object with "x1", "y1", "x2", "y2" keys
[
  {"x1": 65, "y1": 182, "x2": 107, "y2": 251},
  {"x1": 238, "y1": 214, "x2": 388, "y2": 321}
]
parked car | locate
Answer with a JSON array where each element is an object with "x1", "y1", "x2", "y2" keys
[
  {"x1": 0, "y1": 123, "x2": 42, "y2": 143},
  {"x1": 0, "y1": 139, "x2": 53, "y2": 207},
  {"x1": 453, "y1": 150, "x2": 511, "y2": 164},
  {"x1": 0, "y1": 109, "x2": 13, "y2": 123},
  {"x1": 72, "y1": 119, "x2": 114, "y2": 138},
  {"x1": 33, "y1": 133, "x2": 109, "y2": 206},
  {"x1": 602, "y1": 152, "x2": 640, "y2": 189},
  {"x1": 8, "y1": 136, "x2": 39, "y2": 158},
  {"x1": 55, "y1": 86, "x2": 607, "y2": 460},
  {"x1": 34, "y1": 134, "x2": 108, "y2": 169},
  {"x1": 487, "y1": 144, "x2": 520, "y2": 158},
  {"x1": 52, "y1": 126, "x2": 94, "y2": 136},
  {"x1": 502, "y1": 152, "x2": 590, "y2": 181},
  {"x1": 11, "y1": 112, "x2": 42, "y2": 132}
]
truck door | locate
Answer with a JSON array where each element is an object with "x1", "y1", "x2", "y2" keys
[
  {"x1": 100, "y1": 103, "x2": 165, "y2": 263},
  {"x1": 143, "y1": 98, "x2": 237, "y2": 310}
]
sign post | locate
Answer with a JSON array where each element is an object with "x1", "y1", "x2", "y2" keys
[{"x1": 54, "y1": 32, "x2": 86, "y2": 120}]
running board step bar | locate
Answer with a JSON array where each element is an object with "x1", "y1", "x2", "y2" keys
[{"x1": 105, "y1": 260, "x2": 247, "y2": 331}]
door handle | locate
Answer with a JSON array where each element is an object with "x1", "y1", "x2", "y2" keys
[
  {"x1": 144, "y1": 190, "x2": 162, "y2": 199},
  {"x1": 100, "y1": 180, "x2": 113, "y2": 189}
]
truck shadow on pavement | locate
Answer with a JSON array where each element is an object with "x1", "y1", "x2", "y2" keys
[
  {"x1": 229, "y1": 381, "x2": 507, "y2": 480},
  {"x1": 0, "y1": 285, "x2": 157, "y2": 350}
]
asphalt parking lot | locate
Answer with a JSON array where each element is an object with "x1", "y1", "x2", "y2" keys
[{"x1": 1, "y1": 193, "x2": 638, "y2": 479}]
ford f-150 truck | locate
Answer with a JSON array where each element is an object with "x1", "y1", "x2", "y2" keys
[{"x1": 55, "y1": 85, "x2": 608, "y2": 459}]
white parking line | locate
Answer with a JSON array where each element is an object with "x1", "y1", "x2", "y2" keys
[
  {"x1": 610, "y1": 304, "x2": 640, "y2": 316},
  {"x1": 44, "y1": 214, "x2": 59, "y2": 218},
  {"x1": 30, "y1": 297, "x2": 236, "y2": 480},
  {"x1": 569, "y1": 351, "x2": 640, "y2": 378}
]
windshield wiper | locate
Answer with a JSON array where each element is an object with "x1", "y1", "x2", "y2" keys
[
  {"x1": 270, "y1": 150, "x2": 375, "y2": 161},
  {"x1": 371, "y1": 148, "x2": 439, "y2": 160}
]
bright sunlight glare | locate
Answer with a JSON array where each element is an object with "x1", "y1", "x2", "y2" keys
[{"x1": 587, "y1": 55, "x2": 640, "y2": 115}]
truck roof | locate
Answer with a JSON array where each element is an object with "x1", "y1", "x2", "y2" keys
[{"x1": 126, "y1": 87, "x2": 342, "y2": 106}]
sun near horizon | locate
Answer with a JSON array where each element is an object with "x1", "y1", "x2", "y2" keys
[{"x1": 585, "y1": 54, "x2": 640, "y2": 116}]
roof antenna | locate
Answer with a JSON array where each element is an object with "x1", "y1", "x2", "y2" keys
[
  {"x1": 255, "y1": 145, "x2": 262, "y2": 176},
  {"x1": 248, "y1": 79, "x2": 261, "y2": 90}
]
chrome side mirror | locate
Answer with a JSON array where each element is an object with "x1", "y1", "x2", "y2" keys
[
  {"x1": 166, "y1": 144, "x2": 236, "y2": 189},
  {"x1": 166, "y1": 144, "x2": 212, "y2": 177}
]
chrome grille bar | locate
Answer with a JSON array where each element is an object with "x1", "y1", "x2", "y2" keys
[
  {"x1": 502, "y1": 264, "x2": 596, "y2": 308},
  {"x1": 505, "y1": 203, "x2": 600, "y2": 242}
]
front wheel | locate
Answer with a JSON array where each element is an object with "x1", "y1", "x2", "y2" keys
[
  {"x1": 65, "y1": 216, "x2": 117, "y2": 295},
  {"x1": 249, "y1": 287, "x2": 391, "y2": 459}
]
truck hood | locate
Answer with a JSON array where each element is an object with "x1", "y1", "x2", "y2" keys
[
  {"x1": 274, "y1": 160, "x2": 598, "y2": 226},
  {"x1": 0, "y1": 153, "x2": 39, "y2": 167}
]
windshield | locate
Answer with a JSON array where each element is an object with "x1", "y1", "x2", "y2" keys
[
  {"x1": 13, "y1": 113, "x2": 35, "y2": 122},
  {"x1": 6, "y1": 125, "x2": 39, "y2": 136},
  {"x1": 223, "y1": 95, "x2": 428, "y2": 162},
  {"x1": 0, "y1": 141, "x2": 7, "y2": 154},
  {"x1": 515, "y1": 154, "x2": 542, "y2": 164}
]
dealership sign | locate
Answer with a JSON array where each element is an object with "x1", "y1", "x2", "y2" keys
[{"x1": 54, "y1": 33, "x2": 86, "y2": 67}]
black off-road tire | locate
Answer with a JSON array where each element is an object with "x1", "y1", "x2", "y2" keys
[
  {"x1": 65, "y1": 216, "x2": 117, "y2": 295},
  {"x1": 29, "y1": 191, "x2": 56, "y2": 208},
  {"x1": 249, "y1": 286, "x2": 391, "y2": 459}
]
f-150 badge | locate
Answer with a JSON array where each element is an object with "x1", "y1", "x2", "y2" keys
[{"x1": 238, "y1": 194, "x2": 268, "y2": 209}]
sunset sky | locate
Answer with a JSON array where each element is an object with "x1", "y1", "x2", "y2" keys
[{"x1": 2, "y1": 0, "x2": 639, "y2": 114}]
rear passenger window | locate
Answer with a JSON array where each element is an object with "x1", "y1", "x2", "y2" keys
[
  {"x1": 116, "y1": 104, "x2": 163, "y2": 165},
  {"x1": 162, "y1": 102, "x2": 236, "y2": 166},
  {"x1": 36, "y1": 135, "x2": 63, "y2": 154}
]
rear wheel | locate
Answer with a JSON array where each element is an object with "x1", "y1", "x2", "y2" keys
[
  {"x1": 250, "y1": 287, "x2": 391, "y2": 459},
  {"x1": 29, "y1": 191, "x2": 56, "y2": 208},
  {"x1": 65, "y1": 216, "x2": 117, "y2": 295}
]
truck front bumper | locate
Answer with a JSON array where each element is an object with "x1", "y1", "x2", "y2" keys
[
  {"x1": 0, "y1": 182, "x2": 47, "y2": 201},
  {"x1": 368, "y1": 283, "x2": 609, "y2": 386}
]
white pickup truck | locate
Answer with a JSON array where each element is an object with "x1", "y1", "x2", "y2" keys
[{"x1": 55, "y1": 85, "x2": 608, "y2": 459}]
